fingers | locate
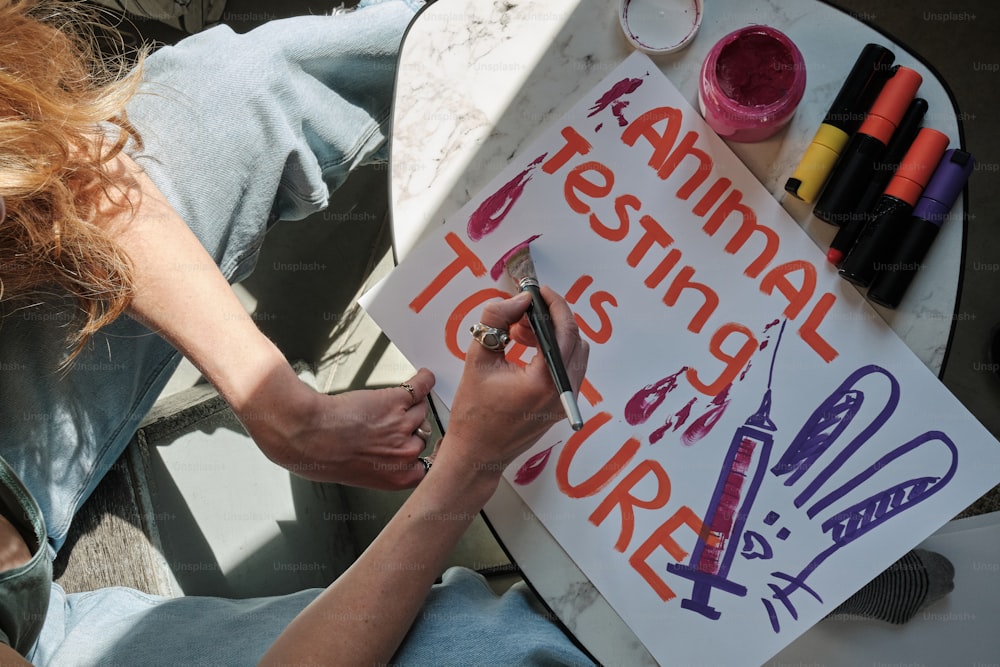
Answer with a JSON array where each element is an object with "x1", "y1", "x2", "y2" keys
[
  {"x1": 466, "y1": 289, "x2": 589, "y2": 387},
  {"x1": 398, "y1": 367, "x2": 435, "y2": 407},
  {"x1": 478, "y1": 290, "x2": 532, "y2": 331},
  {"x1": 466, "y1": 291, "x2": 531, "y2": 363}
]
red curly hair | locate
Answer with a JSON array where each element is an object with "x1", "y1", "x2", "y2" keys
[{"x1": 0, "y1": 0, "x2": 147, "y2": 361}]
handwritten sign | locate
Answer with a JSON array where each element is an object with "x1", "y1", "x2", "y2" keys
[{"x1": 361, "y1": 52, "x2": 1000, "y2": 666}]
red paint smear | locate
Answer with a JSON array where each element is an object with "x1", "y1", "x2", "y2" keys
[
  {"x1": 681, "y1": 384, "x2": 733, "y2": 446},
  {"x1": 739, "y1": 359, "x2": 753, "y2": 382},
  {"x1": 610, "y1": 99, "x2": 630, "y2": 127},
  {"x1": 650, "y1": 396, "x2": 699, "y2": 444},
  {"x1": 467, "y1": 153, "x2": 547, "y2": 242},
  {"x1": 649, "y1": 419, "x2": 671, "y2": 445},
  {"x1": 672, "y1": 397, "x2": 697, "y2": 430},
  {"x1": 594, "y1": 122, "x2": 604, "y2": 132},
  {"x1": 624, "y1": 366, "x2": 688, "y2": 426},
  {"x1": 489, "y1": 234, "x2": 542, "y2": 281},
  {"x1": 763, "y1": 318, "x2": 781, "y2": 331},
  {"x1": 587, "y1": 77, "x2": 643, "y2": 118},
  {"x1": 513, "y1": 442, "x2": 559, "y2": 486}
]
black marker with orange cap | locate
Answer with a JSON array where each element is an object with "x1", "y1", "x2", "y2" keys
[
  {"x1": 868, "y1": 149, "x2": 975, "y2": 309},
  {"x1": 813, "y1": 66, "x2": 923, "y2": 225},
  {"x1": 837, "y1": 127, "x2": 949, "y2": 287},
  {"x1": 826, "y1": 97, "x2": 928, "y2": 265}
]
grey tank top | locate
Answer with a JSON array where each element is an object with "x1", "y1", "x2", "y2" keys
[{"x1": 0, "y1": 455, "x2": 51, "y2": 657}]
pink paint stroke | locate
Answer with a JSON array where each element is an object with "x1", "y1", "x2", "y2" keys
[
  {"x1": 624, "y1": 366, "x2": 688, "y2": 426},
  {"x1": 513, "y1": 442, "x2": 560, "y2": 486},
  {"x1": 649, "y1": 396, "x2": 698, "y2": 444},
  {"x1": 587, "y1": 77, "x2": 643, "y2": 119},
  {"x1": 610, "y1": 99, "x2": 631, "y2": 127},
  {"x1": 467, "y1": 153, "x2": 547, "y2": 242},
  {"x1": 489, "y1": 234, "x2": 542, "y2": 281},
  {"x1": 672, "y1": 397, "x2": 697, "y2": 431},
  {"x1": 681, "y1": 383, "x2": 733, "y2": 446}
]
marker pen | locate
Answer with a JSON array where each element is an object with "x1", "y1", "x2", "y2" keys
[
  {"x1": 868, "y1": 149, "x2": 975, "y2": 309},
  {"x1": 826, "y1": 97, "x2": 928, "y2": 265},
  {"x1": 838, "y1": 128, "x2": 949, "y2": 287},
  {"x1": 785, "y1": 43, "x2": 895, "y2": 203},
  {"x1": 813, "y1": 66, "x2": 923, "y2": 225}
]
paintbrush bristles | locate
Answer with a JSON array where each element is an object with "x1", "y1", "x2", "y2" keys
[{"x1": 504, "y1": 245, "x2": 539, "y2": 288}]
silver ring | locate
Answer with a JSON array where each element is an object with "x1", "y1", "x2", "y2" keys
[
  {"x1": 399, "y1": 382, "x2": 415, "y2": 398},
  {"x1": 419, "y1": 457, "x2": 433, "y2": 473},
  {"x1": 415, "y1": 426, "x2": 432, "y2": 440},
  {"x1": 470, "y1": 322, "x2": 511, "y2": 352}
]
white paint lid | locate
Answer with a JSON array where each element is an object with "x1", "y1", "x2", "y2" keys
[{"x1": 619, "y1": 0, "x2": 703, "y2": 55}]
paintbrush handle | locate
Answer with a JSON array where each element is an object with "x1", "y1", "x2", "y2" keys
[{"x1": 521, "y1": 284, "x2": 584, "y2": 431}]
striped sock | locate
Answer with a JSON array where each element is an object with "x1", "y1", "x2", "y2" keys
[{"x1": 828, "y1": 549, "x2": 955, "y2": 624}]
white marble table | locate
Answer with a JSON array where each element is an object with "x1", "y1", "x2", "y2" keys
[{"x1": 388, "y1": 1, "x2": 968, "y2": 664}]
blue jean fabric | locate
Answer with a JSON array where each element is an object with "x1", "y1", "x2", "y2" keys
[
  {"x1": 1, "y1": 2, "x2": 595, "y2": 664},
  {"x1": 32, "y1": 569, "x2": 594, "y2": 666}
]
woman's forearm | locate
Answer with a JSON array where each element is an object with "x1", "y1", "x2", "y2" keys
[
  {"x1": 97, "y1": 153, "x2": 317, "y2": 461},
  {"x1": 101, "y1": 156, "x2": 306, "y2": 410},
  {"x1": 259, "y1": 453, "x2": 500, "y2": 666},
  {"x1": 97, "y1": 152, "x2": 435, "y2": 489}
]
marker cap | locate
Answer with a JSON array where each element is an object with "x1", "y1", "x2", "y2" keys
[
  {"x1": 882, "y1": 128, "x2": 949, "y2": 205},
  {"x1": 913, "y1": 149, "x2": 976, "y2": 226},
  {"x1": 619, "y1": 0, "x2": 702, "y2": 55},
  {"x1": 867, "y1": 149, "x2": 974, "y2": 308},
  {"x1": 857, "y1": 66, "x2": 923, "y2": 144},
  {"x1": 785, "y1": 124, "x2": 850, "y2": 202}
]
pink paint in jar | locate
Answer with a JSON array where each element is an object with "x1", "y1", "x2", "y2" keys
[{"x1": 698, "y1": 25, "x2": 806, "y2": 142}]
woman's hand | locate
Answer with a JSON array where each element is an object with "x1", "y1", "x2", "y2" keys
[
  {"x1": 246, "y1": 368, "x2": 437, "y2": 490},
  {"x1": 431, "y1": 287, "x2": 589, "y2": 488}
]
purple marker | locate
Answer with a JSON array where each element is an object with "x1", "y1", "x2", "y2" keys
[{"x1": 867, "y1": 149, "x2": 975, "y2": 309}]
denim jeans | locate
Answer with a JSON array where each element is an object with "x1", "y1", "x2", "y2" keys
[
  {"x1": 31, "y1": 568, "x2": 594, "y2": 666},
  {"x1": 1, "y1": 2, "x2": 594, "y2": 664}
]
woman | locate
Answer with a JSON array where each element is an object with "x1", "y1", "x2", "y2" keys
[
  {"x1": 0, "y1": 1, "x2": 952, "y2": 663},
  {"x1": 0, "y1": 0, "x2": 598, "y2": 663}
]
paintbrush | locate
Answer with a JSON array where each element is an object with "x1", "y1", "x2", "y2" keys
[{"x1": 504, "y1": 243, "x2": 584, "y2": 431}]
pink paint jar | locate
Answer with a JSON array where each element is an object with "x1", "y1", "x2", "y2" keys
[{"x1": 698, "y1": 25, "x2": 806, "y2": 142}]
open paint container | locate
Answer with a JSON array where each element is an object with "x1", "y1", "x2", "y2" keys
[
  {"x1": 619, "y1": 0, "x2": 702, "y2": 55},
  {"x1": 698, "y1": 25, "x2": 806, "y2": 142}
]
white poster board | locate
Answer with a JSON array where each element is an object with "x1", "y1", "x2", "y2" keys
[{"x1": 362, "y1": 52, "x2": 1000, "y2": 666}]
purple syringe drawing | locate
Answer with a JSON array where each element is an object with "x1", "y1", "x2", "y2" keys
[{"x1": 665, "y1": 320, "x2": 787, "y2": 619}]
